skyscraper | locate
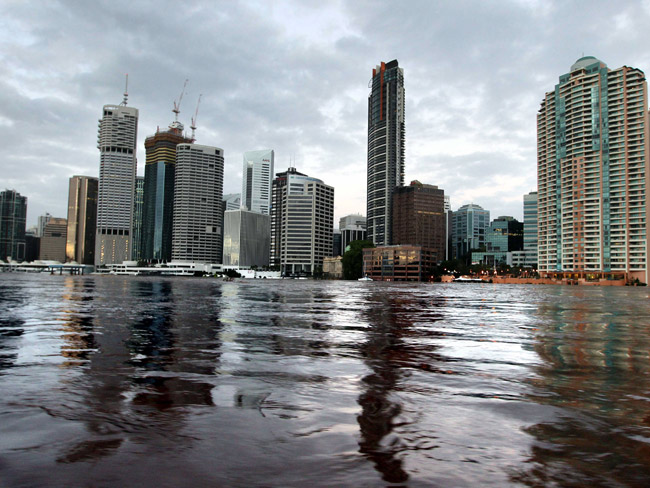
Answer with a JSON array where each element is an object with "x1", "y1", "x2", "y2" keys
[
  {"x1": 339, "y1": 214, "x2": 367, "y2": 254},
  {"x1": 37, "y1": 213, "x2": 51, "y2": 238},
  {"x1": 538, "y1": 57, "x2": 650, "y2": 282},
  {"x1": 132, "y1": 176, "x2": 145, "y2": 262},
  {"x1": 66, "y1": 175, "x2": 98, "y2": 264},
  {"x1": 270, "y1": 168, "x2": 334, "y2": 275},
  {"x1": 171, "y1": 143, "x2": 224, "y2": 263},
  {"x1": 222, "y1": 209, "x2": 270, "y2": 267},
  {"x1": 523, "y1": 191, "x2": 538, "y2": 267},
  {"x1": 142, "y1": 121, "x2": 192, "y2": 262},
  {"x1": 40, "y1": 218, "x2": 67, "y2": 262},
  {"x1": 242, "y1": 149, "x2": 274, "y2": 215},
  {"x1": 367, "y1": 59, "x2": 405, "y2": 246},
  {"x1": 471, "y1": 216, "x2": 523, "y2": 266},
  {"x1": 392, "y1": 181, "x2": 446, "y2": 262},
  {"x1": 0, "y1": 189, "x2": 27, "y2": 262},
  {"x1": 452, "y1": 204, "x2": 490, "y2": 260},
  {"x1": 95, "y1": 93, "x2": 138, "y2": 266}
]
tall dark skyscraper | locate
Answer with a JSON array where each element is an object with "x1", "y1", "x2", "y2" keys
[
  {"x1": 0, "y1": 189, "x2": 27, "y2": 262},
  {"x1": 132, "y1": 176, "x2": 144, "y2": 261},
  {"x1": 367, "y1": 59, "x2": 405, "y2": 246},
  {"x1": 141, "y1": 120, "x2": 192, "y2": 262}
]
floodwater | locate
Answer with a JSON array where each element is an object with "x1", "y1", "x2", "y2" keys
[{"x1": 1, "y1": 274, "x2": 650, "y2": 487}]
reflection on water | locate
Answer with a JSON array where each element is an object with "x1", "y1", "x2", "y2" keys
[
  {"x1": 513, "y1": 287, "x2": 650, "y2": 486},
  {"x1": 1, "y1": 275, "x2": 650, "y2": 486}
]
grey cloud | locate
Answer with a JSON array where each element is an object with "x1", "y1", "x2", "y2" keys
[{"x1": 2, "y1": 0, "x2": 650, "y2": 226}]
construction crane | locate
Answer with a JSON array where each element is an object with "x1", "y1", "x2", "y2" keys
[
  {"x1": 172, "y1": 79, "x2": 188, "y2": 122},
  {"x1": 190, "y1": 94, "x2": 202, "y2": 142}
]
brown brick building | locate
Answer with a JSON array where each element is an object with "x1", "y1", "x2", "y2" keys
[
  {"x1": 392, "y1": 181, "x2": 445, "y2": 262},
  {"x1": 362, "y1": 245, "x2": 437, "y2": 281}
]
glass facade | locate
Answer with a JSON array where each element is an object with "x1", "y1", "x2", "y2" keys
[
  {"x1": 452, "y1": 204, "x2": 490, "y2": 259},
  {"x1": 0, "y1": 190, "x2": 27, "y2": 262}
]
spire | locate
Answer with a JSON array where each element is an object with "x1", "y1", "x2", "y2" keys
[{"x1": 120, "y1": 74, "x2": 129, "y2": 106}]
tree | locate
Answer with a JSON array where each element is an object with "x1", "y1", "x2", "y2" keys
[
  {"x1": 223, "y1": 268, "x2": 242, "y2": 278},
  {"x1": 342, "y1": 240, "x2": 374, "y2": 280}
]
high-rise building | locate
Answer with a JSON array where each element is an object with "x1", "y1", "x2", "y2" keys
[
  {"x1": 37, "y1": 213, "x2": 51, "y2": 238},
  {"x1": 452, "y1": 204, "x2": 490, "y2": 259},
  {"x1": 132, "y1": 176, "x2": 145, "y2": 262},
  {"x1": 66, "y1": 176, "x2": 98, "y2": 264},
  {"x1": 242, "y1": 149, "x2": 274, "y2": 215},
  {"x1": 538, "y1": 57, "x2": 650, "y2": 282},
  {"x1": 40, "y1": 217, "x2": 67, "y2": 262},
  {"x1": 0, "y1": 189, "x2": 27, "y2": 262},
  {"x1": 471, "y1": 216, "x2": 523, "y2": 266},
  {"x1": 339, "y1": 214, "x2": 367, "y2": 254},
  {"x1": 444, "y1": 196, "x2": 453, "y2": 261},
  {"x1": 220, "y1": 193, "x2": 241, "y2": 264},
  {"x1": 392, "y1": 181, "x2": 446, "y2": 262},
  {"x1": 332, "y1": 229, "x2": 342, "y2": 257},
  {"x1": 95, "y1": 94, "x2": 138, "y2": 266},
  {"x1": 142, "y1": 120, "x2": 192, "y2": 262},
  {"x1": 367, "y1": 59, "x2": 405, "y2": 246},
  {"x1": 222, "y1": 209, "x2": 270, "y2": 267},
  {"x1": 171, "y1": 143, "x2": 224, "y2": 263},
  {"x1": 270, "y1": 168, "x2": 334, "y2": 275},
  {"x1": 523, "y1": 191, "x2": 538, "y2": 267},
  {"x1": 223, "y1": 193, "x2": 241, "y2": 211}
]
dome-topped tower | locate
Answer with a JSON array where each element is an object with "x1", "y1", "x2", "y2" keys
[{"x1": 570, "y1": 56, "x2": 605, "y2": 71}]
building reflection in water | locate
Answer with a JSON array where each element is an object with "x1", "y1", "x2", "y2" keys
[
  {"x1": 356, "y1": 290, "x2": 420, "y2": 484},
  {"x1": 0, "y1": 278, "x2": 29, "y2": 371},
  {"x1": 513, "y1": 287, "x2": 650, "y2": 486},
  {"x1": 55, "y1": 278, "x2": 223, "y2": 464},
  {"x1": 217, "y1": 282, "x2": 334, "y2": 410},
  {"x1": 58, "y1": 278, "x2": 97, "y2": 368}
]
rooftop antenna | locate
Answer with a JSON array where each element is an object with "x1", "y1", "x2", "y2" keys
[
  {"x1": 120, "y1": 73, "x2": 129, "y2": 106},
  {"x1": 190, "y1": 94, "x2": 202, "y2": 142},
  {"x1": 172, "y1": 79, "x2": 188, "y2": 122}
]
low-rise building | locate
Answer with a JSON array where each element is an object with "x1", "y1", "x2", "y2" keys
[
  {"x1": 362, "y1": 245, "x2": 437, "y2": 282},
  {"x1": 323, "y1": 256, "x2": 343, "y2": 279}
]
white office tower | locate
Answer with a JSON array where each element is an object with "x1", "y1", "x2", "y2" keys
[
  {"x1": 222, "y1": 209, "x2": 270, "y2": 267},
  {"x1": 271, "y1": 168, "x2": 334, "y2": 275},
  {"x1": 242, "y1": 149, "x2": 274, "y2": 214},
  {"x1": 95, "y1": 97, "x2": 138, "y2": 266},
  {"x1": 339, "y1": 214, "x2": 367, "y2": 252},
  {"x1": 172, "y1": 144, "x2": 224, "y2": 263}
]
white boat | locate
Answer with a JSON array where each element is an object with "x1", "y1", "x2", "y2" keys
[
  {"x1": 358, "y1": 276, "x2": 373, "y2": 281},
  {"x1": 453, "y1": 276, "x2": 485, "y2": 283}
]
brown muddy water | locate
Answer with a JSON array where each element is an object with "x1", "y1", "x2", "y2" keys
[{"x1": 1, "y1": 274, "x2": 650, "y2": 487}]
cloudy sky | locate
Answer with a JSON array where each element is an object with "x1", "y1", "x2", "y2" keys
[{"x1": 3, "y1": 0, "x2": 650, "y2": 227}]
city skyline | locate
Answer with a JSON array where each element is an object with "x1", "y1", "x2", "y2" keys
[{"x1": 4, "y1": 1, "x2": 650, "y2": 227}]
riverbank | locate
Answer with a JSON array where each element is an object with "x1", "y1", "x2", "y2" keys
[{"x1": 441, "y1": 275, "x2": 632, "y2": 286}]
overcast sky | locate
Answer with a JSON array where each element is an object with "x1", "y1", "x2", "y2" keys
[{"x1": 3, "y1": 0, "x2": 650, "y2": 227}]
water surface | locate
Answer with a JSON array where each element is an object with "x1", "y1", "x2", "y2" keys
[{"x1": 1, "y1": 274, "x2": 650, "y2": 486}]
